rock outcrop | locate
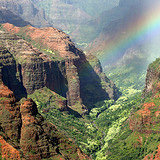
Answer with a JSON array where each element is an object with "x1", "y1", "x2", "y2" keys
[
  {"x1": 19, "y1": 98, "x2": 89, "y2": 160},
  {"x1": 144, "y1": 144, "x2": 160, "y2": 160},
  {"x1": 0, "y1": 72, "x2": 86, "y2": 159},
  {"x1": 0, "y1": 23, "x2": 120, "y2": 113},
  {"x1": 0, "y1": 136, "x2": 21, "y2": 160},
  {"x1": 0, "y1": 82, "x2": 90, "y2": 159},
  {"x1": 0, "y1": 44, "x2": 90, "y2": 159},
  {"x1": 129, "y1": 99, "x2": 160, "y2": 159},
  {"x1": 129, "y1": 58, "x2": 160, "y2": 159},
  {"x1": 143, "y1": 58, "x2": 160, "y2": 97},
  {"x1": 130, "y1": 102, "x2": 160, "y2": 134},
  {"x1": 0, "y1": 29, "x2": 67, "y2": 98}
]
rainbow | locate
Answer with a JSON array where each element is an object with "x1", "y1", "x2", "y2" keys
[{"x1": 99, "y1": 2, "x2": 160, "y2": 66}]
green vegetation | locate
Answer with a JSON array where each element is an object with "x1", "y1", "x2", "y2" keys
[
  {"x1": 0, "y1": 24, "x2": 3, "y2": 30},
  {"x1": 28, "y1": 85, "x2": 144, "y2": 159},
  {"x1": 92, "y1": 85, "x2": 160, "y2": 160},
  {"x1": 95, "y1": 92, "x2": 142, "y2": 160},
  {"x1": 105, "y1": 59, "x2": 147, "y2": 90},
  {"x1": 28, "y1": 87, "x2": 102, "y2": 155},
  {"x1": 89, "y1": 100, "x2": 114, "y2": 120},
  {"x1": 28, "y1": 87, "x2": 66, "y2": 111},
  {"x1": 149, "y1": 57, "x2": 160, "y2": 70},
  {"x1": 16, "y1": 30, "x2": 64, "y2": 61}
]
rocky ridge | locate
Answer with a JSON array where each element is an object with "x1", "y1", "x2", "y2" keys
[
  {"x1": 0, "y1": 45, "x2": 90, "y2": 159},
  {"x1": 0, "y1": 82, "x2": 90, "y2": 159},
  {"x1": 0, "y1": 43, "x2": 89, "y2": 160},
  {"x1": 143, "y1": 58, "x2": 160, "y2": 97},
  {"x1": 129, "y1": 58, "x2": 160, "y2": 159},
  {"x1": 1, "y1": 23, "x2": 120, "y2": 113}
]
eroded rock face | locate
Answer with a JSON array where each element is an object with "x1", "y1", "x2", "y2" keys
[
  {"x1": 20, "y1": 98, "x2": 85, "y2": 159},
  {"x1": 144, "y1": 144, "x2": 160, "y2": 160},
  {"x1": 129, "y1": 99, "x2": 160, "y2": 159},
  {"x1": 0, "y1": 44, "x2": 27, "y2": 99},
  {"x1": 0, "y1": 29, "x2": 115, "y2": 159},
  {"x1": 66, "y1": 59, "x2": 82, "y2": 106},
  {"x1": 0, "y1": 30, "x2": 67, "y2": 97},
  {"x1": 2, "y1": 23, "x2": 80, "y2": 59},
  {"x1": 0, "y1": 83, "x2": 21, "y2": 144},
  {"x1": 129, "y1": 59, "x2": 160, "y2": 159},
  {"x1": 130, "y1": 102, "x2": 160, "y2": 134},
  {"x1": 0, "y1": 46, "x2": 22, "y2": 144},
  {"x1": 0, "y1": 136, "x2": 21, "y2": 160},
  {"x1": 0, "y1": 45, "x2": 90, "y2": 159},
  {"x1": 0, "y1": 83, "x2": 90, "y2": 160},
  {"x1": 1, "y1": 24, "x2": 120, "y2": 112},
  {"x1": 143, "y1": 60, "x2": 160, "y2": 97}
]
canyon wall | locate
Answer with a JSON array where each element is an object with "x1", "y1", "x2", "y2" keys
[{"x1": 0, "y1": 24, "x2": 120, "y2": 112}]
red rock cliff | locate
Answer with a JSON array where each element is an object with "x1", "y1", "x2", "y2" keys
[
  {"x1": 0, "y1": 82, "x2": 90, "y2": 160},
  {"x1": 0, "y1": 23, "x2": 120, "y2": 112},
  {"x1": 129, "y1": 58, "x2": 160, "y2": 160}
]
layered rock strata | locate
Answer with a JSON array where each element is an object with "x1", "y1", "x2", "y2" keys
[
  {"x1": 1, "y1": 24, "x2": 119, "y2": 112},
  {"x1": 0, "y1": 82, "x2": 90, "y2": 159}
]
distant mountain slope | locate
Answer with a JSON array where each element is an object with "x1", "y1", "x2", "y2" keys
[
  {"x1": 32, "y1": 0, "x2": 119, "y2": 18},
  {"x1": 105, "y1": 47, "x2": 148, "y2": 89},
  {"x1": 31, "y1": 0, "x2": 92, "y2": 32},
  {"x1": 31, "y1": 0, "x2": 119, "y2": 42},
  {"x1": 84, "y1": 0, "x2": 160, "y2": 90},
  {"x1": 0, "y1": 0, "x2": 119, "y2": 33},
  {"x1": 87, "y1": 0, "x2": 144, "y2": 64},
  {"x1": 0, "y1": 7, "x2": 30, "y2": 27},
  {"x1": 0, "y1": 0, "x2": 51, "y2": 27}
]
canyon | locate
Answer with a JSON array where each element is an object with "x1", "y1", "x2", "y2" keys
[
  {"x1": 0, "y1": 0, "x2": 160, "y2": 159},
  {"x1": 0, "y1": 21, "x2": 119, "y2": 159}
]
